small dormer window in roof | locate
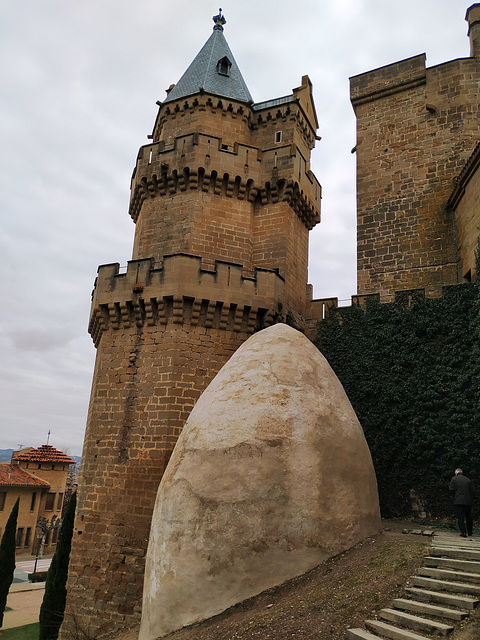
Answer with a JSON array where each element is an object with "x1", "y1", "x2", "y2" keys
[{"x1": 217, "y1": 56, "x2": 232, "y2": 77}]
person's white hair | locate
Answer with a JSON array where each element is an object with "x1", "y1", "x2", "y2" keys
[{"x1": 455, "y1": 468, "x2": 463, "y2": 475}]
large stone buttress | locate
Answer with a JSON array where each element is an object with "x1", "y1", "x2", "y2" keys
[{"x1": 62, "y1": 13, "x2": 321, "y2": 638}]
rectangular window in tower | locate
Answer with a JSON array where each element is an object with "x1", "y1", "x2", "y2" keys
[
  {"x1": 16, "y1": 527, "x2": 24, "y2": 548},
  {"x1": 25, "y1": 527, "x2": 32, "y2": 548},
  {"x1": 275, "y1": 131, "x2": 282, "y2": 143},
  {"x1": 30, "y1": 492, "x2": 37, "y2": 511},
  {"x1": 57, "y1": 493, "x2": 64, "y2": 511},
  {"x1": 45, "y1": 493, "x2": 55, "y2": 511},
  {"x1": 0, "y1": 492, "x2": 6, "y2": 511}
]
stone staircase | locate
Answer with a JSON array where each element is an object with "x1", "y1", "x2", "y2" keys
[{"x1": 347, "y1": 532, "x2": 480, "y2": 640}]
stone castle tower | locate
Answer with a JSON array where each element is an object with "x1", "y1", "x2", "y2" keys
[
  {"x1": 63, "y1": 12, "x2": 321, "y2": 637},
  {"x1": 351, "y1": 4, "x2": 480, "y2": 299}
]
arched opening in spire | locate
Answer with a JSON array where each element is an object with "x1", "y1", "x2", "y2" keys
[{"x1": 217, "y1": 56, "x2": 232, "y2": 77}]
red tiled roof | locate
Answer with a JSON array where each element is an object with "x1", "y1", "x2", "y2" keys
[
  {"x1": 0, "y1": 463, "x2": 50, "y2": 488},
  {"x1": 12, "y1": 445, "x2": 76, "y2": 465}
]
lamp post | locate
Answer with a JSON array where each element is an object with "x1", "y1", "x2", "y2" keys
[
  {"x1": 33, "y1": 530, "x2": 43, "y2": 574},
  {"x1": 33, "y1": 515, "x2": 61, "y2": 574}
]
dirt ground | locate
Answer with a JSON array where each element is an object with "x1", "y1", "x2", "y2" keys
[
  {"x1": 113, "y1": 523, "x2": 437, "y2": 640},
  {"x1": 11, "y1": 523, "x2": 479, "y2": 640}
]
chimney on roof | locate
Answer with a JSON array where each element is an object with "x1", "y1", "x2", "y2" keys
[{"x1": 466, "y1": 3, "x2": 480, "y2": 57}]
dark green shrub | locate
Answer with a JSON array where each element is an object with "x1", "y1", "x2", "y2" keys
[
  {"x1": 28, "y1": 572, "x2": 48, "y2": 583},
  {"x1": 39, "y1": 491, "x2": 77, "y2": 640},
  {"x1": 0, "y1": 498, "x2": 19, "y2": 628}
]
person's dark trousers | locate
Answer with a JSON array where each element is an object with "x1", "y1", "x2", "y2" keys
[{"x1": 455, "y1": 504, "x2": 473, "y2": 536}]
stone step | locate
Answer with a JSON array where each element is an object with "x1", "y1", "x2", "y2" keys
[
  {"x1": 405, "y1": 587, "x2": 478, "y2": 609},
  {"x1": 433, "y1": 537, "x2": 479, "y2": 543},
  {"x1": 430, "y1": 546, "x2": 480, "y2": 561},
  {"x1": 433, "y1": 535, "x2": 480, "y2": 544},
  {"x1": 418, "y1": 566, "x2": 480, "y2": 583},
  {"x1": 432, "y1": 541, "x2": 480, "y2": 552},
  {"x1": 424, "y1": 555, "x2": 480, "y2": 573},
  {"x1": 412, "y1": 575, "x2": 480, "y2": 596},
  {"x1": 365, "y1": 619, "x2": 429, "y2": 640},
  {"x1": 392, "y1": 597, "x2": 468, "y2": 621},
  {"x1": 379, "y1": 608, "x2": 453, "y2": 636},
  {"x1": 346, "y1": 629, "x2": 383, "y2": 640},
  {"x1": 432, "y1": 542, "x2": 480, "y2": 553}
]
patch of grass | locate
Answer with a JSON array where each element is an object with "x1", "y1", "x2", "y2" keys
[{"x1": 0, "y1": 622, "x2": 39, "y2": 639}]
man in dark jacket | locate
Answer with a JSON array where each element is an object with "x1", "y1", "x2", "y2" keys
[{"x1": 449, "y1": 468, "x2": 473, "y2": 537}]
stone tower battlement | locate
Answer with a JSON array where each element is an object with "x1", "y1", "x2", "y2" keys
[
  {"x1": 152, "y1": 75, "x2": 319, "y2": 155},
  {"x1": 129, "y1": 132, "x2": 320, "y2": 230},
  {"x1": 88, "y1": 254, "x2": 285, "y2": 347},
  {"x1": 129, "y1": 84, "x2": 320, "y2": 314},
  {"x1": 62, "y1": 13, "x2": 321, "y2": 639}
]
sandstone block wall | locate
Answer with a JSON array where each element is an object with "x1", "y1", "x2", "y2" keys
[
  {"x1": 63, "y1": 66, "x2": 321, "y2": 637},
  {"x1": 65, "y1": 324, "x2": 249, "y2": 636},
  {"x1": 130, "y1": 98, "x2": 320, "y2": 313},
  {"x1": 351, "y1": 51, "x2": 480, "y2": 298},
  {"x1": 63, "y1": 257, "x2": 287, "y2": 637},
  {"x1": 449, "y1": 142, "x2": 480, "y2": 281}
]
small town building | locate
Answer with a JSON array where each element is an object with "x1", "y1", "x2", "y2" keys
[{"x1": 0, "y1": 444, "x2": 76, "y2": 555}]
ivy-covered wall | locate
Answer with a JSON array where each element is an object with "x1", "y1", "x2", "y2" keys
[{"x1": 314, "y1": 281, "x2": 480, "y2": 518}]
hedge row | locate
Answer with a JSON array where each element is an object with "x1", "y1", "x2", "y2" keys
[{"x1": 314, "y1": 280, "x2": 480, "y2": 518}]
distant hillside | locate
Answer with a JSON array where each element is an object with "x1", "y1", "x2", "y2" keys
[{"x1": 0, "y1": 449, "x2": 14, "y2": 463}]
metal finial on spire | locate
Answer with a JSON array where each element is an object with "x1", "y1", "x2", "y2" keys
[
  {"x1": 47, "y1": 429, "x2": 51, "y2": 445},
  {"x1": 213, "y1": 8, "x2": 226, "y2": 31}
]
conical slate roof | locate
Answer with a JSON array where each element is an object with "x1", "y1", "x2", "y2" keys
[{"x1": 164, "y1": 11, "x2": 253, "y2": 104}]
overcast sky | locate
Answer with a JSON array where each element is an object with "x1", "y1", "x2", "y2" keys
[{"x1": 0, "y1": 0, "x2": 474, "y2": 456}]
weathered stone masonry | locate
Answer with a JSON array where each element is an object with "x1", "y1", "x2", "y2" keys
[{"x1": 351, "y1": 5, "x2": 480, "y2": 299}]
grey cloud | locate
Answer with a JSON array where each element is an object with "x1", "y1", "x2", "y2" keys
[{"x1": 8, "y1": 328, "x2": 76, "y2": 352}]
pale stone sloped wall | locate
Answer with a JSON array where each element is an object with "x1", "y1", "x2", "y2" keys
[{"x1": 140, "y1": 324, "x2": 381, "y2": 640}]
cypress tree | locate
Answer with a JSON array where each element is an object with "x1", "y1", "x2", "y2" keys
[
  {"x1": 0, "y1": 498, "x2": 19, "y2": 628},
  {"x1": 39, "y1": 491, "x2": 77, "y2": 640}
]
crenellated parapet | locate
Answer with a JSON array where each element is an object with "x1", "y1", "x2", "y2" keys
[
  {"x1": 153, "y1": 95, "x2": 251, "y2": 144},
  {"x1": 307, "y1": 284, "x2": 468, "y2": 326},
  {"x1": 154, "y1": 85, "x2": 318, "y2": 156},
  {"x1": 88, "y1": 253, "x2": 285, "y2": 346},
  {"x1": 129, "y1": 131, "x2": 320, "y2": 229}
]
